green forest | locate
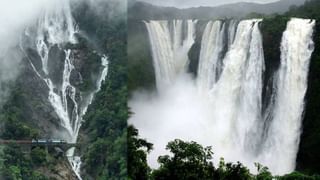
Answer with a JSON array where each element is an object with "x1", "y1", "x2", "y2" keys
[{"x1": 128, "y1": 126, "x2": 320, "y2": 180}]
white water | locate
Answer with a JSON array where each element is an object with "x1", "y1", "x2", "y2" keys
[
  {"x1": 259, "y1": 18, "x2": 316, "y2": 174},
  {"x1": 197, "y1": 21, "x2": 225, "y2": 92},
  {"x1": 130, "y1": 18, "x2": 315, "y2": 175},
  {"x1": 206, "y1": 20, "x2": 264, "y2": 160},
  {"x1": 20, "y1": 0, "x2": 109, "y2": 178},
  {"x1": 144, "y1": 20, "x2": 197, "y2": 89},
  {"x1": 83, "y1": 55, "x2": 109, "y2": 116}
]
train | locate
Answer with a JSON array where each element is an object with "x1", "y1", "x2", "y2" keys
[{"x1": 31, "y1": 139, "x2": 67, "y2": 144}]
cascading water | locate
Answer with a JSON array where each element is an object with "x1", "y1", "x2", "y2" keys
[
  {"x1": 144, "y1": 20, "x2": 197, "y2": 89},
  {"x1": 260, "y1": 18, "x2": 316, "y2": 174},
  {"x1": 130, "y1": 18, "x2": 315, "y2": 175},
  {"x1": 206, "y1": 19, "x2": 264, "y2": 160},
  {"x1": 19, "y1": 0, "x2": 109, "y2": 178},
  {"x1": 227, "y1": 20, "x2": 238, "y2": 48},
  {"x1": 197, "y1": 21, "x2": 225, "y2": 92}
]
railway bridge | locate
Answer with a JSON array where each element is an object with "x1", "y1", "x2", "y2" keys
[{"x1": 0, "y1": 139, "x2": 78, "y2": 152}]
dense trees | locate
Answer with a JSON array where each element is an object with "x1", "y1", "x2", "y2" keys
[
  {"x1": 0, "y1": 86, "x2": 48, "y2": 178},
  {"x1": 128, "y1": 126, "x2": 254, "y2": 179},
  {"x1": 152, "y1": 139, "x2": 216, "y2": 180},
  {"x1": 128, "y1": 126, "x2": 320, "y2": 180},
  {"x1": 128, "y1": 125, "x2": 153, "y2": 180},
  {"x1": 0, "y1": 144, "x2": 49, "y2": 179}
]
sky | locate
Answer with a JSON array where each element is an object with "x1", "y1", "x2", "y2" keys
[{"x1": 137, "y1": 0, "x2": 281, "y2": 8}]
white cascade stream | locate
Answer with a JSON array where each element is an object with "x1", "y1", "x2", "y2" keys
[
  {"x1": 20, "y1": 0, "x2": 109, "y2": 178},
  {"x1": 260, "y1": 18, "x2": 316, "y2": 174},
  {"x1": 144, "y1": 20, "x2": 197, "y2": 90}
]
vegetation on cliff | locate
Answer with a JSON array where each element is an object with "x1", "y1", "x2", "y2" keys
[{"x1": 73, "y1": 1, "x2": 127, "y2": 179}]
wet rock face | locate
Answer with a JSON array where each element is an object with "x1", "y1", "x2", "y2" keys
[
  {"x1": 14, "y1": 34, "x2": 103, "y2": 140},
  {"x1": 70, "y1": 70, "x2": 82, "y2": 87},
  {"x1": 16, "y1": 59, "x2": 67, "y2": 138},
  {"x1": 48, "y1": 45, "x2": 66, "y2": 86},
  {"x1": 26, "y1": 48, "x2": 43, "y2": 73},
  {"x1": 70, "y1": 49, "x2": 85, "y2": 88},
  {"x1": 69, "y1": 41, "x2": 101, "y2": 92},
  {"x1": 72, "y1": 50, "x2": 86, "y2": 71}
]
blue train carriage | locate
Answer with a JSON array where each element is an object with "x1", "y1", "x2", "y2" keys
[
  {"x1": 31, "y1": 139, "x2": 47, "y2": 144},
  {"x1": 31, "y1": 139, "x2": 67, "y2": 144},
  {"x1": 50, "y1": 139, "x2": 67, "y2": 144}
]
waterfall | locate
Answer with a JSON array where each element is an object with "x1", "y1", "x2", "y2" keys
[
  {"x1": 227, "y1": 20, "x2": 238, "y2": 48},
  {"x1": 206, "y1": 19, "x2": 264, "y2": 160},
  {"x1": 144, "y1": 20, "x2": 197, "y2": 90},
  {"x1": 133, "y1": 18, "x2": 315, "y2": 175},
  {"x1": 81, "y1": 55, "x2": 109, "y2": 118},
  {"x1": 35, "y1": 0, "x2": 78, "y2": 142},
  {"x1": 260, "y1": 18, "x2": 315, "y2": 174},
  {"x1": 235, "y1": 20, "x2": 265, "y2": 155},
  {"x1": 197, "y1": 21, "x2": 225, "y2": 92},
  {"x1": 19, "y1": 0, "x2": 109, "y2": 178}
]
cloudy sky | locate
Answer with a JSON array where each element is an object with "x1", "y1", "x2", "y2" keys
[{"x1": 137, "y1": 0, "x2": 281, "y2": 8}]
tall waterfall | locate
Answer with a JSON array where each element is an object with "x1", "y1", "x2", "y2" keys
[
  {"x1": 130, "y1": 18, "x2": 315, "y2": 175},
  {"x1": 207, "y1": 19, "x2": 265, "y2": 158},
  {"x1": 261, "y1": 18, "x2": 316, "y2": 174},
  {"x1": 197, "y1": 21, "x2": 225, "y2": 92},
  {"x1": 144, "y1": 20, "x2": 197, "y2": 89},
  {"x1": 19, "y1": 0, "x2": 109, "y2": 178}
]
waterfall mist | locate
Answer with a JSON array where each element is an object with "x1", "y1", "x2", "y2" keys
[
  {"x1": 0, "y1": 0, "x2": 56, "y2": 108},
  {"x1": 129, "y1": 18, "x2": 315, "y2": 175}
]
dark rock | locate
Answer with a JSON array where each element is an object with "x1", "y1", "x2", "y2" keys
[{"x1": 48, "y1": 45, "x2": 65, "y2": 86}]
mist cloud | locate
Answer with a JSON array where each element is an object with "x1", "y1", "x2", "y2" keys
[
  {"x1": 137, "y1": 0, "x2": 281, "y2": 8},
  {"x1": 78, "y1": 0, "x2": 127, "y2": 19},
  {"x1": 129, "y1": 74, "x2": 220, "y2": 168},
  {"x1": 0, "y1": 0, "x2": 62, "y2": 108}
]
